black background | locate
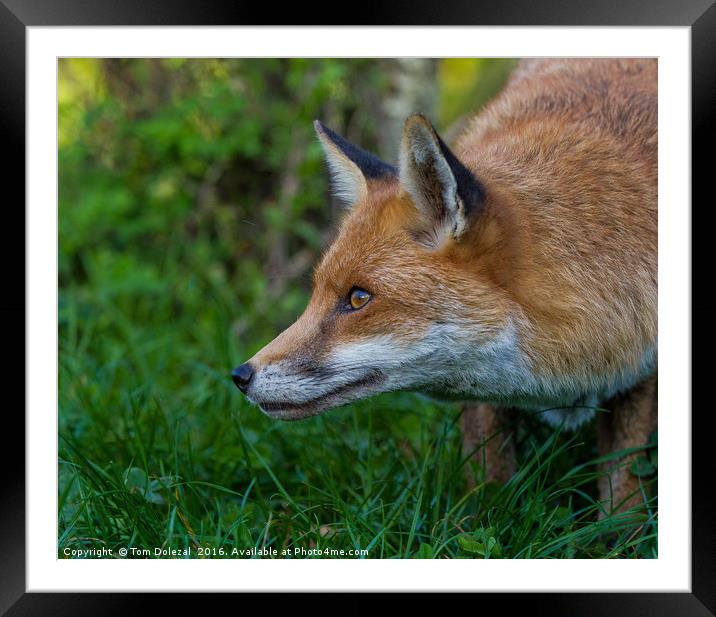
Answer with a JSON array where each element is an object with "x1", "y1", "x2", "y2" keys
[{"x1": 2, "y1": 0, "x2": 713, "y2": 614}]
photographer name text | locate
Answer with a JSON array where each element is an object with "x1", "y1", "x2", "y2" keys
[{"x1": 62, "y1": 546, "x2": 368, "y2": 558}]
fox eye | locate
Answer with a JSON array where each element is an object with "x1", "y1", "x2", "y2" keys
[{"x1": 348, "y1": 287, "x2": 372, "y2": 310}]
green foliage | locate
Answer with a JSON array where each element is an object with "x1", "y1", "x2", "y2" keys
[
  {"x1": 438, "y1": 58, "x2": 518, "y2": 128},
  {"x1": 58, "y1": 59, "x2": 656, "y2": 560}
]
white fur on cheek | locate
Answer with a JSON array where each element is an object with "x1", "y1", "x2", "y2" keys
[
  {"x1": 246, "y1": 361, "x2": 358, "y2": 406},
  {"x1": 246, "y1": 314, "x2": 656, "y2": 430},
  {"x1": 328, "y1": 320, "x2": 656, "y2": 432},
  {"x1": 327, "y1": 323, "x2": 527, "y2": 397}
]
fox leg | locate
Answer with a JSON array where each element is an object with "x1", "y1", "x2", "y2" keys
[
  {"x1": 461, "y1": 403, "x2": 517, "y2": 486},
  {"x1": 597, "y1": 374, "x2": 658, "y2": 513}
]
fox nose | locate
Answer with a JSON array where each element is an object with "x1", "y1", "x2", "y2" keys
[{"x1": 231, "y1": 363, "x2": 254, "y2": 393}]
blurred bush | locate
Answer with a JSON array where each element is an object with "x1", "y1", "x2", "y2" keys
[
  {"x1": 59, "y1": 59, "x2": 515, "y2": 338},
  {"x1": 57, "y1": 58, "x2": 516, "y2": 432}
]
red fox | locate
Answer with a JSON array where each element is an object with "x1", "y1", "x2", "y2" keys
[{"x1": 232, "y1": 59, "x2": 657, "y2": 513}]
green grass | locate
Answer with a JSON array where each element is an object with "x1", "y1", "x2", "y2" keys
[{"x1": 58, "y1": 268, "x2": 657, "y2": 560}]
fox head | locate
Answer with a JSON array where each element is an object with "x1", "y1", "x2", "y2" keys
[{"x1": 232, "y1": 114, "x2": 521, "y2": 420}]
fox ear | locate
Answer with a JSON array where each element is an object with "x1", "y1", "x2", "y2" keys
[
  {"x1": 399, "y1": 113, "x2": 484, "y2": 248},
  {"x1": 314, "y1": 120, "x2": 396, "y2": 206}
]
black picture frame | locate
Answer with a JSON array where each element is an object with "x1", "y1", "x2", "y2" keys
[{"x1": 3, "y1": 1, "x2": 713, "y2": 613}]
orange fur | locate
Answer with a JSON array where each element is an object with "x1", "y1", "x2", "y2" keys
[
  {"x1": 456, "y1": 58, "x2": 657, "y2": 385},
  {"x1": 239, "y1": 59, "x2": 657, "y2": 505}
]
